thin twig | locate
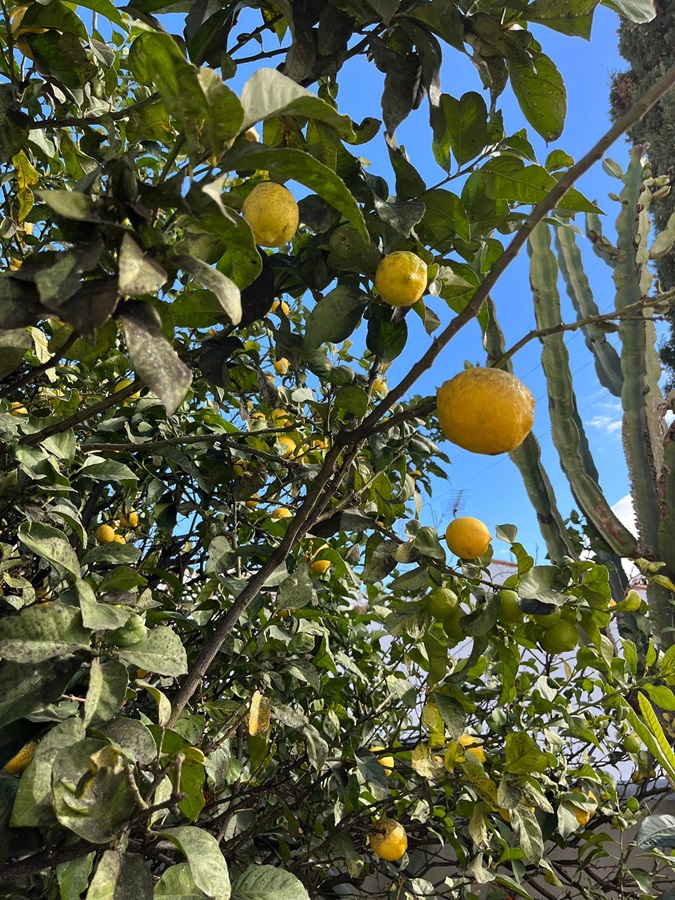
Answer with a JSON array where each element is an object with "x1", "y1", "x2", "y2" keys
[{"x1": 31, "y1": 94, "x2": 159, "y2": 130}]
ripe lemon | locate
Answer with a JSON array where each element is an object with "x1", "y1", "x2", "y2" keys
[
  {"x1": 446, "y1": 734, "x2": 486, "y2": 767},
  {"x1": 436, "y1": 368, "x2": 534, "y2": 455},
  {"x1": 10, "y1": 402, "x2": 27, "y2": 416},
  {"x1": 233, "y1": 461, "x2": 247, "y2": 477},
  {"x1": 369, "y1": 818, "x2": 408, "y2": 861},
  {"x1": 271, "y1": 299, "x2": 290, "y2": 316},
  {"x1": 539, "y1": 619, "x2": 579, "y2": 654},
  {"x1": 424, "y1": 587, "x2": 459, "y2": 620},
  {"x1": 310, "y1": 559, "x2": 331, "y2": 576},
  {"x1": 498, "y1": 589, "x2": 524, "y2": 625},
  {"x1": 370, "y1": 745, "x2": 395, "y2": 776},
  {"x1": 3, "y1": 741, "x2": 38, "y2": 776},
  {"x1": 245, "y1": 494, "x2": 260, "y2": 509},
  {"x1": 278, "y1": 435, "x2": 296, "y2": 458},
  {"x1": 113, "y1": 535, "x2": 126, "y2": 545},
  {"x1": 242, "y1": 182, "x2": 299, "y2": 248},
  {"x1": 273, "y1": 358, "x2": 290, "y2": 375},
  {"x1": 95, "y1": 524, "x2": 117, "y2": 545},
  {"x1": 445, "y1": 516, "x2": 491, "y2": 559},
  {"x1": 569, "y1": 790, "x2": 598, "y2": 827},
  {"x1": 375, "y1": 251, "x2": 427, "y2": 307},
  {"x1": 270, "y1": 507, "x2": 292, "y2": 520},
  {"x1": 120, "y1": 510, "x2": 139, "y2": 529},
  {"x1": 272, "y1": 408, "x2": 292, "y2": 427}
]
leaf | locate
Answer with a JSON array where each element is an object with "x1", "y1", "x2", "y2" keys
[
  {"x1": 366, "y1": 304, "x2": 408, "y2": 363},
  {"x1": 273, "y1": 704, "x2": 328, "y2": 770},
  {"x1": 155, "y1": 863, "x2": 207, "y2": 899},
  {"x1": 225, "y1": 145, "x2": 368, "y2": 241},
  {"x1": 159, "y1": 826, "x2": 231, "y2": 899},
  {"x1": 601, "y1": 0, "x2": 655, "y2": 22},
  {"x1": 232, "y1": 865, "x2": 310, "y2": 900},
  {"x1": 118, "y1": 234, "x2": 167, "y2": 297},
  {"x1": 305, "y1": 285, "x2": 368, "y2": 350},
  {"x1": 79, "y1": 457, "x2": 138, "y2": 489},
  {"x1": 240, "y1": 68, "x2": 354, "y2": 139},
  {"x1": 433, "y1": 92, "x2": 489, "y2": 167},
  {"x1": 528, "y1": 0, "x2": 598, "y2": 38},
  {"x1": 277, "y1": 571, "x2": 314, "y2": 610},
  {"x1": 510, "y1": 806, "x2": 544, "y2": 864},
  {"x1": 0, "y1": 602, "x2": 90, "y2": 663},
  {"x1": 177, "y1": 255, "x2": 242, "y2": 326},
  {"x1": 646, "y1": 684, "x2": 675, "y2": 711},
  {"x1": 0, "y1": 85, "x2": 29, "y2": 163},
  {"x1": 18, "y1": 521, "x2": 81, "y2": 579},
  {"x1": 11, "y1": 718, "x2": 85, "y2": 828},
  {"x1": 637, "y1": 692, "x2": 675, "y2": 779},
  {"x1": 0, "y1": 658, "x2": 80, "y2": 729},
  {"x1": 248, "y1": 691, "x2": 271, "y2": 736},
  {"x1": 116, "y1": 626, "x2": 188, "y2": 677},
  {"x1": 508, "y1": 53, "x2": 566, "y2": 142},
  {"x1": 37, "y1": 189, "x2": 96, "y2": 221},
  {"x1": 86, "y1": 851, "x2": 153, "y2": 899},
  {"x1": 635, "y1": 814, "x2": 675, "y2": 849},
  {"x1": 100, "y1": 718, "x2": 158, "y2": 766},
  {"x1": 505, "y1": 732, "x2": 554, "y2": 774},
  {"x1": 0, "y1": 328, "x2": 31, "y2": 379},
  {"x1": 118, "y1": 301, "x2": 192, "y2": 416},
  {"x1": 84, "y1": 659, "x2": 129, "y2": 728},
  {"x1": 57, "y1": 853, "x2": 96, "y2": 900}
]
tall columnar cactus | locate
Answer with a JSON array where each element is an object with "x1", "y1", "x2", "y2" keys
[{"x1": 521, "y1": 147, "x2": 675, "y2": 647}]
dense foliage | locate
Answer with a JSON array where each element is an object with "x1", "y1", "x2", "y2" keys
[{"x1": 1, "y1": 0, "x2": 675, "y2": 898}]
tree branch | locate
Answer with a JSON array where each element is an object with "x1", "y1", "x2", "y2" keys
[{"x1": 1, "y1": 333, "x2": 77, "y2": 393}]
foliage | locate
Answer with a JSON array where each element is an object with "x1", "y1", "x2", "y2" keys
[{"x1": 1, "y1": 0, "x2": 675, "y2": 898}]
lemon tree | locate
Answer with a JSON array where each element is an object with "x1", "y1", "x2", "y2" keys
[{"x1": 0, "y1": 1, "x2": 674, "y2": 899}]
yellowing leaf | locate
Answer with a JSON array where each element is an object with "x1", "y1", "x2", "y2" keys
[
  {"x1": 248, "y1": 690, "x2": 271, "y2": 736},
  {"x1": 637, "y1": 692, "x2": 675, "y2": 780}
]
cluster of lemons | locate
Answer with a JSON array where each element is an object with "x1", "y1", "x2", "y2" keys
[{"x1": 94, "y1": 509, "x2": 139, "y2": 546}]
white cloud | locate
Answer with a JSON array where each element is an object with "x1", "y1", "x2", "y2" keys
[
  {"x1": 611, "y1": 494, "x2": 637, "y2": 537},
  {"x1": 586, "y1": 414, "x2": 622, "y2": 434}
]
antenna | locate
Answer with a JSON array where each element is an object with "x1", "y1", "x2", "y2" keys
[{"x1": 450, "y1": 490, "x2": 465, "y2": 518}]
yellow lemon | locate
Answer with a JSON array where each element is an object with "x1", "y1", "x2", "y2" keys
[
  {"x1": 3, "y1": 741, "x2": 38, "y2": 776},
  {"x1": 242, "y1": 182, "x2": 299, "y2": 248},
  {"x1": 233, "y1": 462, "x2": 247, "y2": 477},
  {"x1": 370, "y1": 745, "x2": 395, "y2": 776},
  {"x1": 436, "y1": 368, "x2": 534, "y2": 455},
  {"x1": 568, "y1": 790, "x2": 598, "y2": 827},
  {"x1": 446, "y1": 734, "x2": 486, "y2": 766},
  {"x1": 274, "y1": 358, "x2": 290, "y2": 375},
  {"x1": 445, "y1": 517, "x2": 491, "y2": 559},
  {"x1": 278, "y1": 435, "x2": 296, "y2": 458},
  {"x1": 310, "y1": 559, "x2": 331, "y2": 576},
  {"x1": 372, "y1": 376, "x2": 388, "y2": 395},
  {"x1": 375, "y1": 251, "x2": 427, "y2": 307},
  {"x1": 271, "y1": 299, "x2": 290, "y2": 316},
  {"x1": 113, "y1": 535, "x2": 126, "y2": 545},
  {"x1": 246, "y1": 494, "x2": 260, "y2": 509},
  {"x1": 369, "y1": 818, "x2": 408, "y2": 861},
  {"x1": 10, "y1": 401, "x2": 27, "y2": 415},
  {"x1": 95, "y1": 524, "x2": 117, "y2": 545},
  {"x1": 120, "y1": 510, "x2": 139, "y2": 529},
  {"x1": 270, "y1": 507, "x2": 292, "y2": 520}
]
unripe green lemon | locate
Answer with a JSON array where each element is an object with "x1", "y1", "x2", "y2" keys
[
  {"x1": 623, "y1": 589, "x2": 642, "y2": 611},
  {"x1": 374, "y1": 251, "x2": 427, "y2": 307},
  {"x1": 498, "y1": 589, "x2": 524, "y2": 625},
  {"x1": 424, "y1": 587, "x2": 459, "y2": 620},
  {"x1": 532, "y1": 606, "x2": 561, "y2": 627},
  {"x1": 539, "y1": 619, "x2": 579, "y2": 654},
  {"x1": 623, "y1": 732, "x2": 642, "y2": 753},
  {"x1": 242, "y1": 182, "x2": 299, "y2": 248},
  {"x1": 110, "y1": 614, "x2": 147, "y2": 648},
  {"x1": 443, "y1": 610, "x2": 464, "y2": 642}
]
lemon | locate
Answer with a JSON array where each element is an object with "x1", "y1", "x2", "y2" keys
[
  {"x1": 270, "y1": 507, "x2": 292, "y2": 520},
  {"x1": 278, "y1": 435, "x2": 296, "y2": 458},
  {"x1": 95, "y1": 524, "x2": 117, "y2": 545},
  {"x1": 532, "y1": 606, "x2": 562, "y2": 627},
  {"x1": 446, "y1": 734, "x2": 486, "y2": 766},
  {"x1": 436, "y1": 368, "x2": 534, "y2": 455},
  {"x1": 3, "y1": 741, "x2": 38, "y2": 776},
  {"x1": 443, "y1": 610, "x2": 464, "y2": 642},
  {"x1": 245, "y1": 494, "x2": 260, "y2": 509},
  {"x1": 271, "y1": 299, "x2": 290, "y2": 316},
  {"x1": 375, "y1": 251, "x2": 427, "y2": 307},
  {"x1": 369, "y1": 818, "x2": 408, "y2": 861},
  {"x1": 445, "y1": 516, "x2": 491, "y2": 559},
  {"x1": 539, "y1": 619, "x2": 579, "y2": 654},
  {"x1": 568, "y1": 790, "x2": 598, "y2": 827},
  {"x1": 113, "y1": 535, "x2": 126, "y2": 544},
  {"x1": 310, "y1": 559, "x2": 331, "y2": 576},
  {"x1": 273, "y1": 358, "x2": 290, "y2": 375},
  {"x1": 272, "y1": 408, "x2": 292, "y2": 427},
  {"x1": 623, "y1": 589, "x2": 642, "y2": 611},
  {"x1": 624, "y1": 732, "x2": 641, "y2": 753},
  {"x1": 233, "y1": 462, "x2": 247, "y2": 477},
  {"x1": 242, "y1": 182, "x2": 299, "y2": 248},
  {"x1": 424, "y1": 587, "x2": 459, "y2": 620},
  {"x1": 372, "y1": 376, "x2": 388, "y2": 395},
  {"x1": 370, "y1": 745, "x2": 395, "y2": 776},
  {"x1": 10, "y1": 402, "x2": 27, "y2": 416},
  {"x1": 120, "y1": 510, "x2": 139, "y2": 529},
  {"x1": 498, "y1": 589, "x2": 524, "y2": 625}
]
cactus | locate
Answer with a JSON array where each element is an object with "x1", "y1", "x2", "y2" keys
[{"x1": 517, "y1": 148, "x2": 675, "y2": 646}]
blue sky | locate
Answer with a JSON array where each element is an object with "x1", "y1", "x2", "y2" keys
[{"x1": 227, "y1": 7, "x2": 644, "y2": 562}]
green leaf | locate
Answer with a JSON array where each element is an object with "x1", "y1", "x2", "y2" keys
[
  {"x1": 419, "y1": 190, "x2": 471, "y2": 250},
  {"x1": 37, "y1": 190, "x2": 96, "y2": 221},
  {"x1": 0, "y1": 602, "x2": 90, "y2": 663},
  {"x1": 18, "y1": 521, "x2": 81, "y2": 579},
  {"x1": 637, "y1": 692, "x2": 675, "y2": 779},
  {"x1": 240, "y1": 68, "x2": 355, "y2": 140},
  {"x1": 70, "y1": 0, "x2": 123, "y2": 24},
  {"x1": 115, "y1": 626, "x2": 188, "y2": 677},
  {"x1": 84, "y1": 659, "x2": 129, "y2": 728},
  {"x1": 528, "y1": 0, "x2": 598, "y2": 39},
  {"x1": 177, "y1": 255, "x2": 242, "y2": 327},
  {"x1": 510, "y1": 806, "x2": 544, "y2": 864},
  {"x1": 0, "y1": 328, "x2": 31, "y2": 379},
  {"x1": 99, "y1": 718, "x2": 158, "y2": 766},
  {"x1": 159, "y1": 826, "x2": 231, "y2": 899},
  {"x1": 645, "y1": 684, "x2": 675, "y2": 711},
  {"x1": 11, "y1": 718, "x2": 85, "y2": 828},
  {"x1": 277, "y1": 572, "x2": 314, "y2": 611},
  {"x1": 57, "y1": 853, "x2": 95, "y2": 900},
  {"x1": 366, "y1": 304, "x2": 408, "y2": 363},
  {"x1": 118, "y1": 234, "x2": 167, "y2": 298},
  {"x1": 118, "y1": 301, "x2": 192, "y2": 417},
  {"x1": 0, "y1": 658, "x2": 80, "y2": 729},
  {"x1": 86, "y1": 851, "x2": 153, "y2": 899},
  {"x1": 601, "y1": 0, "x2": 655, "y2": 22},
  {"x1": 402, "y1": 0, "x2": 464, "y2": 50},
  {"x1": 635, "y1": 814, "x2": 675, "y2": 849},
  {"x1": 505, "y1": 732, "x2": 554, "y2": 774},
  {"x1": 305, "y1": 285, "x2": 368, "y2": 350},
  {"x1": 52, "y1": 739, "x2": 137, "y2": 843},
  {"x1": 232, "y1": 865, "x2": 310, "y2": 900},
  {"x1": 0, "y1": 86, "x2": 29, "y2": 163},
  {"x1": 483, "y1": 157, "x2": 598, "y2": 213},
  {"x1": 508, "y1": 53, "x2": 567, "y2": 142},
  {"x1": 79, "y1": 457, "x2": 138, "y2": 489},
  {"x1": 225, "y1": 146, "x2": 368, "y2": 241},
  {"x1": 434, "y1": 92, "x2": 489, "y2": 167},
  {"x1": 155, "y1": 863, "x2": 207, "y2": 899},
  {"x1": 77, "y1": 579, "x2": 131, "y2": 631}
]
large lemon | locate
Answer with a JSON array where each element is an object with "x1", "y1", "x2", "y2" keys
[
  {"x1": 95, "y1": 524, "x2": 117, "y2": 545},
  {"x1": 445, "y1": 516, "x2": 491, "y2": 559},
  {"x1": 568, "y1": 789, "x2": 597, "y2": 827},
  {"x1": 375, "y1": 251, "x2": 427, "y2": 307},
  {"x1": 539, "y1": 619, "x2": 579, "y2": 654},
  {"x1": 446, "y1": 733, "x2": 486, "y2": 767},
  {"x1": 436, "y1": 368, "x2": 534, "y2": 455},
  {"x1": 369, "y1": 818, "x2": 408, "y2": 861},
  {"x1": 242, "y1": 182, "x2": 299, "y2": 248}
]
